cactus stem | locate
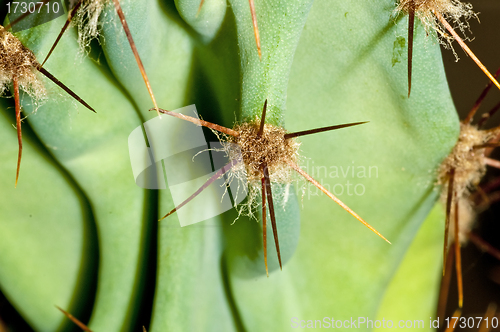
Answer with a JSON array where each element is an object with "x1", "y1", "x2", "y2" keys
[{"x1": 257, "y1": 99, "x2": 267, "y2": 138}]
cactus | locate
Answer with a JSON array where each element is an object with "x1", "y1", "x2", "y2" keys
[{"x1": 1, "y1": 0, "x2": 483, "y2": 331}]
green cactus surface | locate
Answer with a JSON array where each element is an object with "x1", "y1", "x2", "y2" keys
[{"x1": 0, "y1": 0, "x2": 462, "y2": 331}]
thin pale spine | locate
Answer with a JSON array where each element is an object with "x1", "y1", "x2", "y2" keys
[
  {"x1": 41, "y1": 0, "x2": 84, "y2": 66},
  {"x1": 158, "y1": 159, "x2": 240, "y2": 221},
  {"x1": 261, "y1": 173, "x2": 268, "y2": 276},
  {"x1": 56, "y1": 306, "x2": 93, "y2": 332},
  {"x1": 407, "y1": 4, "x2": 414, "y2": 97},
  {"x1": 248, "y1": 0, "x2": 261, "y2": 59},
  {"x1": 36, "y1": 66, "x2": 95, "y2": 112},
  {"x1": 4, "y1": 0, "x2": 51, "y2": 30},
  {"x1": 443, "y1": 168, "x2": 455, "y2": 275},
  {"x1": 112, "y1": 0, "x2": 160, "y2": 116},
  {"x1": 13, "y1": 76, "x2": 21, "y2": 187},
  {"x1": 433, "y1": 10, "x2": 500, "y2": 93},
  {"x1": 284, "y1": 121, "x2": 368, "y2": 140},
  {"x1": 453, "y1": 193, "x2": 463, "y2": 308},
  {"x1": 262, "y1": 163, "x2": 282, "y2": 270},
  {"x1": 154, "y1": 108, "x2": 239, "y2": 136},
  {"x1": 287, "y1": 160, "x2": 391, "y2": 243}
]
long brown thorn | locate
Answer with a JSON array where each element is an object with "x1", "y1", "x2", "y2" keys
[
  {"x1": 453, "y1": 193, "x2": 463, "y2": 308},
  {"x1": 288, "y1": 160, "x2": 391, "y2": 243},
  {"x1": 56, "y1": 306, "x2": 93, "y2": 331},
  {"x1": 153, "y1": 108, "x2": 239, "y2": 136},
  {"x1": 36, "y1": 66, "x2": 95, "y2": 112},
  {"x1": 408, "y1": 5, "x2": 415, "y2": 97},
  {"x1": 262, "y1": 163, "x2": 282, "y2": 270},
  {"x1": 257, "y1": 99, "x2": 267, "y2": 138},
  {"x1": 433, "y1": 10, "x2": 500, "y2": 93},
  {"x1": 484, "y1": 157, "x2": 500, "y2": 170},
  {"x1": 261, "y1": 173, "x2": 268, "y2": 276},
  {"x1": 284, "y1": 121, "x2": 368, "y2": 140},
  {"x1": 4, "y1": 0, "x2": 51, "y2": 30},
  {"x1": 41, "y1": 0, "x2": 84, "y2": 66},
  {"x1": 464, "y1": 66, "x2": 500, "y2": 124},
  {"x1": 437, "y1": 248, "x2": 455, "y2": 324},
  {"x1": 196, "y1": 0, "x2": 205, "y2": 17},
  {"x1": 248, "y1": 0, "x2": 261, "y2": 59},
  {"x1": 469, "y1": 233, "x2": 500, "y2": 261},
  {"x1": 112, "y1": 0, "x2": 160, "y2": 116},
  {"x1": 159, "y1": 159, "x2": 240, "y2": 221},
  {"x1": 13, "y1": 76, "x2": 21, "y2": 187},
  {"x1": 443, "y1": 168, "x2": 455, "y2": 275}
]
